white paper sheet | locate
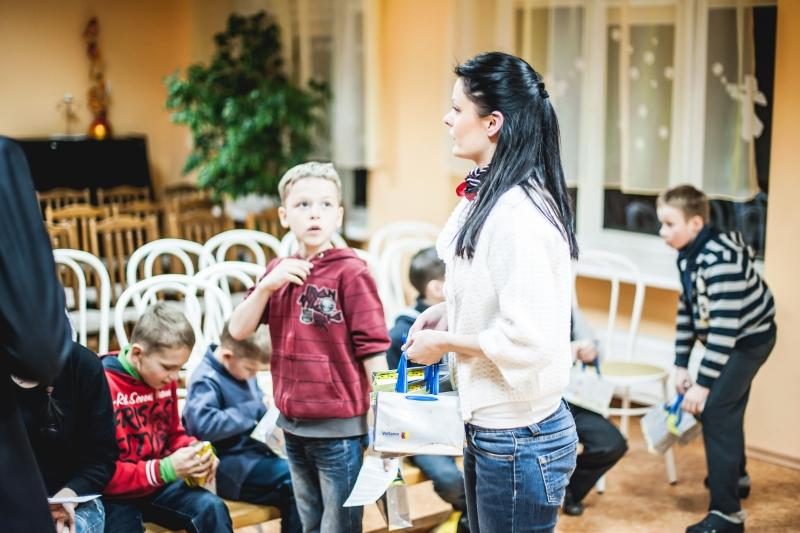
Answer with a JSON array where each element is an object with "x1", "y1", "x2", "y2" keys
[
  {"x1": 48, "y1": 494, "x2": 100, "y2": 505},
  {"x1": 251, "y1": 407, "x2": 280, "y2": 444},
  {"x1": 343, "y1": 455, "x2": 400, "y2": 507}
]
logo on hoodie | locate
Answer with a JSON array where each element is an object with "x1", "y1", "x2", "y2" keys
[{"x1": 298, "y1": 284, "x2": 343, "y2": 329}]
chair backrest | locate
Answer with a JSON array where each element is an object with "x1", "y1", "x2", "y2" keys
[
  {"x1": 278, "y1": 231, "x2": 348, "y2": 257},
  {"x1": 46, "y1": 204, "x2": 108, "y2": 253},
  {"x1": 377, "y1": 237, "x2": 436, "y2": 324},
  {"x1": 194, "y1": 261, "x2": 265, "y2": 316},
  {"x1": 91, "y1": 215, "x2": 160, "y2": 300},
  {"x1": 367, "y1": 220, "x2": 440, "y2": 262},
  {"x1": 46, "y1": 221, "x2": 78, "y2": 250},
  {"x1": 573, "y1": 250, "x2": 646, "y2": 362},
  {"x1": 97, "y1": 185, "x2": 150, "y2": 206},
  {"x1": 113, "y1": 274, "x2": 232, "y2": 375},
  {"x1": 53, "y1": 248, "x2": 111, "y2": 353},
  {"x1": 127, "y1": 238, "x2": 215, "y2": 288},
  {"x1": 244, "y1": 207, "x2": 286, "y2": 238},
  {"x1": 37, "y1": 187, "x2": 91, "y2": 215},
  {"x1": 167, "y1": 208, "x2": 234, "y2": 243},
  {"x1": 202, "y1": 229, "x2": 282, "y2": 269}
]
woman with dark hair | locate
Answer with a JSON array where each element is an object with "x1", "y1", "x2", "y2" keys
[{"x1": 404, "y1": 52, "x2": 578, "y2": 531}]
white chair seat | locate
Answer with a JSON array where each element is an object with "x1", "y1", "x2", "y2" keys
[{"x1": 600, "y1": 360, "x2": 669, "y2": 386}]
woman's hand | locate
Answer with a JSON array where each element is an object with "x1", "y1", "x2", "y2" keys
[
  {"x1": 404, "y1": 329, "x2": 448, "y2": 366},
  {"x1": 407, "y1": 302, "x2": 448, "y2": 340}
]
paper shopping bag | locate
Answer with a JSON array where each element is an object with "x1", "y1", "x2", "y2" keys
[{"x1": 564, "y1": 362, "x2": 615, "y2": 418}]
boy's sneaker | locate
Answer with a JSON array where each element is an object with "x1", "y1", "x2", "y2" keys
[
  {"x1": 686, "y1": 511, "x2": 745, "y2": 533},
  {"x1": 562, "y1": 490, "x2": 584, "y2": 516},
  {"x1": 703, "y1": 475, "x2": 751, "y2": 499}
]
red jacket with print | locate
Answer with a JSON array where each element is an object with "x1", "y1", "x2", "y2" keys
[
  {"x1": 101, "y1": 355, "x2": 197, "y2": 498},
  {"x1": 250, "y1": 248, "x2": 390, "y2": 420}
]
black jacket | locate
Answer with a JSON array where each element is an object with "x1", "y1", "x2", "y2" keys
[
  {"x1": 18, "y1": 342, "x2": 118, "y2": 496},
  {"x1": 1, "y1": 136, "x2": 72, "y2": 532}
]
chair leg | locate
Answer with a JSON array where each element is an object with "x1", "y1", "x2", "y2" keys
[
  {"x1": 620, "y1": 387, "x2": 630, "y2": 437},
  {"x1": 665, "y1": 447, "x2": 678, "y2": 484},
  {"x1": 660, "y1": 376, "x2": 678, "y2": 484},
  {"x1": 595, "y1": 475, "x2": 606, "y2": 494}
]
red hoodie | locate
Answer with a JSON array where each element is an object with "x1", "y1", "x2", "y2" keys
[
  {"x1": 102, "y1": 354, "x2": 196, "y2": 498},
  {"x1": 251, "y1": 248, "x2": 390, "y2": 420}
]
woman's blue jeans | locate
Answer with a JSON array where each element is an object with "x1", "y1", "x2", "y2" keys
[{"x1": 463, "y1": 401, "x2": 577, "y2": 533}]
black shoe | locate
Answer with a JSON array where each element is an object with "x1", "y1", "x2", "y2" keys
[
  {"x1": 686, "y1": 512, "x2": 744, "y2": 533},
  {"x1": 703, "y1": 476, "x2": 751, "y2": 499},
  {"x1": 562, "y1": 491, "x2": 584, "y2": 516}
]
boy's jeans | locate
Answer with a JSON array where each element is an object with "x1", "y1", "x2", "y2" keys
[
  {"x1": 702, "y1": 327, "x2": 776, "y2": 515},
  {"x1": 284, "y1": 433, "x2": 365, "y2": 533},
  {"x1": 74, "y1": 498, "x2": 105, "y2": 533},
  {"x1": 103, "y1": 482, "x2": 232, "y2": 533},
  {"x1": 463, "y1": 401, "x2": 578, "y2": 533}
]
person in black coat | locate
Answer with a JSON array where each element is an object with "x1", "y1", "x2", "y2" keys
[
  {"x1": 0, "y1": 136, "x2": 73, "y2": 532},
  {"x1": 18, "y1": 341, "x2": 118, "y2": 533}
]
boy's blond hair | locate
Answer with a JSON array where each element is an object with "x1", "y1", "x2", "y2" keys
[
  {"x1": 657, "y1": 184, "x2": 710, "y2": 223},
  {"x1": 219, "y1": 323, "x2": 271, "y2": 364},
  {"x1": 130, "y1": 302, "x2": 196, "y2": 353},
  {"x1": 278, "y1": 161, "x2": 342, "y2": 203}
]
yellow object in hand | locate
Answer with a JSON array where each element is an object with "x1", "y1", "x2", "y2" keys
[{"x1": 185, "y1": 441, "x2": 215, "y2": 488}]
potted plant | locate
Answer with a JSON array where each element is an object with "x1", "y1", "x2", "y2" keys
[{"x1": 165, "y1": 11, "x2": 327, "y2": 214}]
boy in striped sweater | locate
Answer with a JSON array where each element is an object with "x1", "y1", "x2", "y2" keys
[{"x1": 657, "y1": 185, "x2": 776, "y2": 533}]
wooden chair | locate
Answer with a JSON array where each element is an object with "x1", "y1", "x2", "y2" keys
[
  {"x1": 90, "y1": 215, "x2": 160, "y2": 301},
  {"x1": 245, "y1": 207, "x2": 286, "y2": 238},
  {"x1": 96, "y1": 185, "x2": 150, "y2": 206},
  {"x1": 37, "y1": 187, "x2": 91, "y2": 215},
  {"x1": 167, "y1": 208, "x2": 234, "y2": 244},
  {"x1": 162, "y1": 181, "x2": 208, "y2": 203},
  {"x1": 45, "y1": 221, "x2": 78, "y2": 250},
  {"x1": 45, "y1": 204, "x2": 108, "y2": 253}
]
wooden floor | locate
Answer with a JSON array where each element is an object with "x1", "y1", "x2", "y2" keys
[{"x1": 241, "y1": 419, "x2": 800, "y2": 532}]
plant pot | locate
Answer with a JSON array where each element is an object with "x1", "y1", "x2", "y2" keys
[{"x1": 224, "y1": 193, "x2": 279, "y2": 223}]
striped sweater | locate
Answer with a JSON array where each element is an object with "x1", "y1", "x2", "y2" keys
[{"x1": 674, "y1": 226, "x2": 776, "y2": 388}]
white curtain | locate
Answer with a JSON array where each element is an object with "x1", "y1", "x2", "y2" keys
[
  {"x1": 516, "y1": 3, "x2": 585, "y2": 188},
  {"x1": 604, "y1": 4, "x2": 676, "y2": 194},
  {"x1": 702, "y1": 5, "x2": 763, "y2": 200}
]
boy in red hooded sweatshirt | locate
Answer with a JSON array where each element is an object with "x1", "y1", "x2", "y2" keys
[
  {"x1": 102, "y1": 303, "x2": 232, "y2": 533},
  {"x1": 229, "y1": 162, "x2": 390, "y2": 533}
]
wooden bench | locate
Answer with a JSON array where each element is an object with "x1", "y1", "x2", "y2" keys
[{"x1": 144, "y1": 500, "x2": 280, "y2": 532}]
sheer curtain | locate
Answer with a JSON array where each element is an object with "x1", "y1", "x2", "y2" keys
[
  {"x1": 516, "y1": 3, "x2": 585, "y2": 187},
  {"x1": 703, "y1": 4, "x2": 764, "y2": 200}
]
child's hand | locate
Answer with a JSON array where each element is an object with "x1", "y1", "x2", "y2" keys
[
  {"x1": 573, "y1": 341, "x2": 598, "y2": 364},
  {"x1": 168, "y1": 445, "x2": 214, "y2": 480},
  {"x1": 259, "y1": 259, "x2": 313, "y2": 292},
  {"x1": 206, "y1": 455, "x2": 220, "y2": 485},
  {"x1": 675, "y1": 367, "x2": 692, "y2": 395},
  {"x1": 682, "y1": 384, "x2": 709, "y2": 415}
]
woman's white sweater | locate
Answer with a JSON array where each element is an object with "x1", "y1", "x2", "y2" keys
[{"x1": 437, "y1": 187, "x2": 573, "y2": 427}]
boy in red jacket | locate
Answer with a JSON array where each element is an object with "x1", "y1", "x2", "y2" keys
[
  {"x1": 102, "y1": 303, "x2": 232, "y2": 533},
  {"x1": 230, "y1": 162, "x2": 390, "y2": 533}
]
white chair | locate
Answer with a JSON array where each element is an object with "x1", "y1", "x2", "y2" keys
[
  {"x1": 202, "y1": 229, "x2": 282, "y2": 269},
  {"x1": 126, "y1": 238, "x2": 215, "y2": 287},
  {"x1": 194, "y1": 261, "x2": 265, "y2": 311},
  {"x1": 114, "y1": 274, "x2": 232, "y2": 377},
  {"x1": 278, "y1": 231, "x2": 348, "y2": 257},
  {"x1": 367, "y1": 220, "x2": 440, "y2": 262},
  {"x1": 574, "y1": 249, "x2": 677, "y2": 485},
  {"x1": 53, "y1": 248, "x2": 112, "y2": 353},
  {"x1": 377, "y1": 237, "x2": 435, "y2": 324}
]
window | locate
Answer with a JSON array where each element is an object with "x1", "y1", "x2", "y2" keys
[{"x1": 509, "y1": 0, "x2": 776, "y2": 273}]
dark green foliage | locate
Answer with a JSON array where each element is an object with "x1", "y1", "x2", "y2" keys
[{"x1": 165, "y1": 11, "x2": 328, "y2": 200}]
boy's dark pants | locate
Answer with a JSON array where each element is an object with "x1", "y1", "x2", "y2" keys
[
  {"x1": 701, "y1": 328, "x2": 776, "y2": 515},
  {"x1": 103, "y1": 482, "x2": 232, "y2": 533}
]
